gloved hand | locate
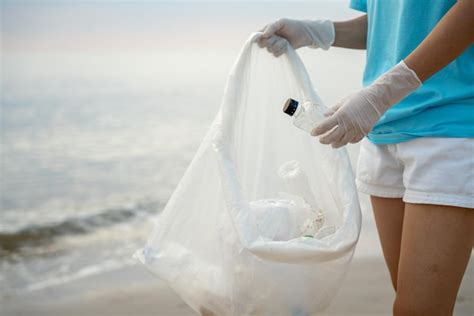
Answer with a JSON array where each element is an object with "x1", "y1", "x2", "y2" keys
[
  {"x1": 311, "y1": 61, "x2": 422, "y2": 148},
  {"x1": 257, "y1": 18, "x2": 335, "y2": 57}
]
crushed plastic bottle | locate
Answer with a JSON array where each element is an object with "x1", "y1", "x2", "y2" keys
[
  {"x1": 276, "y1": 160, "x2": 336, "y2": 239},
  {"x1": 300, "y1": 208, "x2": 325, "y2": 236}
]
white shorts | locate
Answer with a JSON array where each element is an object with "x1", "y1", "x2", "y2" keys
[{"x1": 356, "y1": 137, "x2": 474, "y2": 209}]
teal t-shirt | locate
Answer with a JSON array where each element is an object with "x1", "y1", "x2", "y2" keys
[{"x1": 350, "y1": 0, "x2": 474, "y2": 144}]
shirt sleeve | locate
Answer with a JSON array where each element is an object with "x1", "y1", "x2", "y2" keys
[{"x1": 350, "y1": 0, "x2": 367, "y2": 12}]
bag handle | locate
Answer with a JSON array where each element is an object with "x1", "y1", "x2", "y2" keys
[{"x1": 218, "y1": 32, "x2": 324, "y2": 140}]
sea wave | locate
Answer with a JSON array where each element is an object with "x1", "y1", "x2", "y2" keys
[{"x1": 0, "y1": 200, "x2": 162, "y2": 256}]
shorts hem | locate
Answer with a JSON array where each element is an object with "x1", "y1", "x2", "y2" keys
[
  {"x1": 404, "y1": 190, "x2": 474, "y2": 209},
  {"x1": 356, "y1": 179, "x2": 404, "y2": 198}
]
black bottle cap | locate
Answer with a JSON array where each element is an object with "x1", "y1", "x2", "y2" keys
[{"x1": 283, "y1": 98, "x2": 299, "y2": 116}]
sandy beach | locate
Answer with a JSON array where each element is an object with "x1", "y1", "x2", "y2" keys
[{"x1": 2, "y1": 257, "x2": 472, "y2": 316}]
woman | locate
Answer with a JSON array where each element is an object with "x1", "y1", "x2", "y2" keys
[{"x1": 258, "y1": 0, "x2": 473, "y2": 315}]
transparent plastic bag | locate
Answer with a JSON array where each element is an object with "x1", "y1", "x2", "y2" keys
[{"x1": 134, "y1": 33, "x2": 362, "y2": 315}]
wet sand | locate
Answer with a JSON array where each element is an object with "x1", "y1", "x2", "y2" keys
[{"x1": 1, "y1": 257, "x2": 472, "y2": 316}]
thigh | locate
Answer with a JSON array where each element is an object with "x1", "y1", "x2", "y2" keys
[
  {"x1": 395, "y1": 203, "x2": 474, "y2": 316},
  {"x1": 371, "y1": 196, "x2": 405, "y2": 291}
]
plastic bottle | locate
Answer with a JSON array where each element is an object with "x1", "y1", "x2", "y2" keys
[
  {"x1": 278, "y1": 160, "x2": 326, "y2": 237},
  {"x1": 282, "y1": 98, "x2": 324, "y2": 134}
]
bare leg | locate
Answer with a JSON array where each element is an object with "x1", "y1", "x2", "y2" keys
[
  {"x1": 371, "y1": 196, "x2": 405, "y2": 291},
  {"x1": 394, "y1": 203, "x2": 474, "y2": 316}
]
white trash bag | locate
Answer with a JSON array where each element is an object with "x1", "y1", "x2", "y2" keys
[{"x1": 134, "y1": 33, "x2": 362, "y2": 315}]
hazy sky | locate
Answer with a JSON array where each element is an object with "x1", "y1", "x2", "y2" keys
[{"x1": 1, "y1": 1, "x2": 355, "y2": 53}]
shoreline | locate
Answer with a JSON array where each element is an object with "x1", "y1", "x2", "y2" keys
[{"x1": 2, "y1": 257, "x2": 472, "y2": 316}]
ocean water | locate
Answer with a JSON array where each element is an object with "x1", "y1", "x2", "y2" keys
[{"x1": 1, "y1": 0, "x2": 377, "y2": 297}]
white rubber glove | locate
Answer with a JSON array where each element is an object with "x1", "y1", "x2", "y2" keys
[
  {"x1": 311, "y1": 61, "x2": 422, "y2": 148},
  {"x1": 257, "y1": 18, "x2": 335, "y2": 57}
]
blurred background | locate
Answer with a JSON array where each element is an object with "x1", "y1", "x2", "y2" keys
[{"x1": 0, "y1": 0, "x2": 472, "y2": 315}]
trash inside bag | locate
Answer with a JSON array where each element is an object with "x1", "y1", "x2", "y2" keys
[{"x1": 134, "y1": 32, "x2": 362, "y2": 315}]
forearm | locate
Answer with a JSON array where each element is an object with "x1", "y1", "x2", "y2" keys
[
  {"x1": 333, "y1": 15, "x2": 367, "y2": 49},
  {"x1": 404, "y1": 0, "x2": 474, "y2": 82}
]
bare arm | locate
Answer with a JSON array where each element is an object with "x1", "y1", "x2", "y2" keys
[
  {"x1": 404, "y1": 0, "x2": 474, "y2": 82},
  {"x1": 333, "y1": 15, "x2": 368, "y2": 49}
]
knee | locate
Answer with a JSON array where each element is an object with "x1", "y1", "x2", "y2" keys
[
  {"x1": 393, "y1": 298, "x2": 418, "y2": 316},
  {"x1": 390, "y1": 275, "x2": 398, "y2": 292},
  {"x1": 393, "y1": 297, "x2": 424, "y2": 316},
  {"x1": 393, "y1": 295, "x2": 452, "y2": 316}
]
